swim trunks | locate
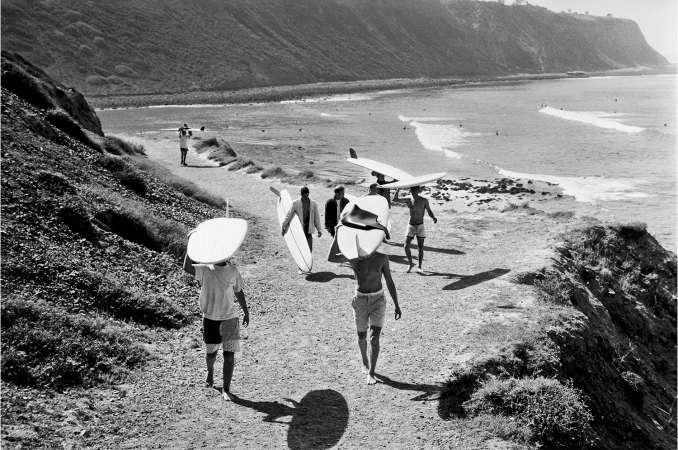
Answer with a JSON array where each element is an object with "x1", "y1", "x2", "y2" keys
[
  {"x1": 352, "y1": 289, "x2": 386, "y2": 332},
  {"x1": 406, "y1": 223, "x2": 426, "y2": 238},
  {"x1": 203, "y1": 317, "x2": 241, "y2": 353}
]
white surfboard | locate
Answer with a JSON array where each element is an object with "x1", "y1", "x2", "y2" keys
[
  {"x1": 344, "y1": 193, "x2": 391, "y2": 233},
  {"x1": 336, "y1": 195, "x2": 389, "y2": 260},
  {"x1": 187, "y1": 218, "x2": 247, "y2": 264},
  {"x1": 160, "y1": 126, "x2": 205, "y2": 132},
  {"x1": 377, "y1": 172, "x2": 446, "y2": 189},
  {"x1": 346, "y1": 148, "x2": 413, "y2": 181},
  {"x1": 271, "y1": 187, "x2": 313, "y2": 272}
]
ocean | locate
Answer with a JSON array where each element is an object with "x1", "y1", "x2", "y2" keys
[{"x1": 98, "y1": 74, "x2": 677, "y2": 250}]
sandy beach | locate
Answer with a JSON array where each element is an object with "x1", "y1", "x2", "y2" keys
[{"x1": 90, "y1": 134, "x2": 591, "y2": 449}]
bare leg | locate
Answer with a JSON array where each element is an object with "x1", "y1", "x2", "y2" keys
[
  {"x1": 417, "y1": 237, "x2": 425, "y2": 270},
  {"x1": 357, "y1": 331, "x2": 369, "y2": 374},
  {"x1": 404, "y1": 237, "x2": 415, "y2": 272},
  {"x1": 367, "y1": 326, "x2": 382, "y2": 384},
  {"x1": 223, "y1": 351, "x2": 235, "y2": 401},
  {"x1": 205, "y1": 351, "x2": 218, "y2": 387}
]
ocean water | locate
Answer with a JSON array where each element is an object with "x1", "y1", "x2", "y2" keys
[{"x1": 98, "y1": 75, "x2": 677, "y2": 250}]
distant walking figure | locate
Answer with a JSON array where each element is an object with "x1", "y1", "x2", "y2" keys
[
  {"x1": 393, "y1": 187, "x2": 437, "y2": 273},
  {"x1": 179, "y1": 128, "x2": 189, "y2": 166},
  {"x1": 324, "y1": 185, "x2": 349, "y2": 238}
]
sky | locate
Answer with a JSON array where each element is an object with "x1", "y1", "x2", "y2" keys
[{"x1": 495, "y1": 0, "x2": 678, "y2": 62}]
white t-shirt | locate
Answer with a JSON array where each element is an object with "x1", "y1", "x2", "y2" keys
[
  {"x1": 180, "y1": 134, "x2": 188, "y2": 148},
  {"x1": 194, "y1": 263, "x2": 244, "y2": 321}
]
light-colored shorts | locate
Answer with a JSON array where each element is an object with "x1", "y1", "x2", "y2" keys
[
  {"x1": 352, "y1": 289, "x2": 386, "y2": 332},
  {"x1": 406, "y1": 223, "x2": 426, "y2": 238},
  {"x1": 203, "y1": 317, "x2": 241, "y2": 353}
]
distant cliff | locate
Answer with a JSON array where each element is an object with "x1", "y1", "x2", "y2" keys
[{"x1": 1, "y1": 0, "x2": 668, "y2": 96}]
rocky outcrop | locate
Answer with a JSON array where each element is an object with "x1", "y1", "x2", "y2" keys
[
  {"x1": 1, "y1": 50, "x2": 103, "y2": 135},
  {"x1": 0, "y1": 0, "x2": 668, "y2": 96}
]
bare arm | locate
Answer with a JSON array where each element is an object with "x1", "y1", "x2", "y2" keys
[
  {"x1": 425, "y1": 199, "x2": 437, "y2": 223},
  {"x1": 391, "y1": 189, "x2": 410, "y2": 207},
  {"x1": 381, "y1": 255, "x2": 401, "y2": 320},
  {"x1": 183, "y1": 252, "x2": 196, "y2": 276},
  {"x1": 234, "y1": 288, "x2": 250, "y2": 327}
]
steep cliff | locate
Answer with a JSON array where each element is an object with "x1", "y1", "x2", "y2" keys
[{"x1": 0, "y1": 0, "x2": 668, "y2": 96}]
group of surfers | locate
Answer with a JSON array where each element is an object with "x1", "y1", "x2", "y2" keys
[{"x1": 179, "y1": 127, "x2": 438, "y2": 399}]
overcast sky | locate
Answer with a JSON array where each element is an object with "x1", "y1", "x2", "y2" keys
[{"x1": 495, "y1": 0, "x2": 677, "y2": 62}]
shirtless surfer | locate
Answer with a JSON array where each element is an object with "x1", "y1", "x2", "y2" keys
[
  {"x1": 393, "y1": 186, "x2": 437, "y2": 273},
  {"x1": 350, "y1": 251, "x2": 401, "y2": 384}
]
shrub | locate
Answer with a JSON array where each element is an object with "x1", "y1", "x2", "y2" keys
[
  {"x1": 129, "y1": 157, "x2": 226, "y2": 208},
  {"x1": 298, "y1": 169, "x2": 316, "y2": 179},
  {"x1": 114, "y1": 64, "x2": 138, "y2": 78},
  {"x1": 195, "y1": 136, "x2": 219, "y2": 149},
  {"x1": 261, "y1": 166, "x2": 288, "y2": 179},
  {"x1": 246, "y1": 164, "x2": 264, "y2": 174},
  {"x1": 86, "y1": 75, "x2": 109, "y2": 86},
  {"x1": 78, "y1": 44, "x2": 94, "y2": 57},
  {"x1": 102, "y1": 135, "x2": 145, "y2": 155},
  {"x1": 547, "y1": 211, "x2": 575, "y2": 220},
  {"x1": 93, "y1": 36, "x2": 108, "y2": 48},
  {"x1": 1, "y1": 297, "x2": 148, "y2": 389},
  {"x1": 97, "y1": 155, "x2": 148, "y2": 195},
  {"x1": 464, "y1": 377, "x2": 592, "y2": 448},
  {"x1": 58, "y1": 203, "x2": 99, "y2": 243},
  {"x1": 534, "y1": 270, "x2": 574, "y2": 306},
  {"x1": 228, "y1": 157, "x2": 255, "y2": 171}
]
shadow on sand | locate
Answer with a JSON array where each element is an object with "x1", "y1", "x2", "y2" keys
[
  {"x1": 384, "y1": 241, "x2": 465, "y2": 256},
  {"x1": 232, "y1": 389, "x2": 349, "y2": 450},
  {"x1": 305, "y1": 271, "x2": 354, "y2": 283}
]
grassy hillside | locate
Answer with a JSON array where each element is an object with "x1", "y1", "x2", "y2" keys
[{"x1": 1, "y1": 0, "x2": 668, "y2": 97}]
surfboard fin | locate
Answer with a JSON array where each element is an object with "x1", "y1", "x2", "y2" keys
[
  {"x1": 200, "y1": 126, "x2": 205, "y2": 131},
  {"x1": 269, "y1": 186, "x2": 281, "y2": 197},
  {"x1": 356, "y1": 235, "x2": 369, "y2": 258},
  {"x1": 349, "y1": 148, "x2": 358, "y2": 159}
]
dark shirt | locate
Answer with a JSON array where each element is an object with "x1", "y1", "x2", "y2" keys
[
  {"x1": 324, "y1": 197, "x2": 350, "y2": 231},
  {"x1": 302, "y1": 198, "x2": 310, "y2": 233},
  {"x1": 377, "y1": 179, "x2": 392, "y2": 206}
]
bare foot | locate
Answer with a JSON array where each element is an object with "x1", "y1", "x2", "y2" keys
[
  {"x1": 407, "y1": 264, "x2": 415, "y2": 273},
  {"x1": 361, "y1": 363, "x2": 369, "y2": 374},
  {"x1": 223, "y1": 390, "x2": 235, "y2": 401},
  {"x1": 366, "y1": 373, "x2": 377, "y2": 385}
]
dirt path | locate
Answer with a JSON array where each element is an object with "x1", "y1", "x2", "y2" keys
[{"x1": 103, "y1": 137, "x2": 570, "y2": 449}]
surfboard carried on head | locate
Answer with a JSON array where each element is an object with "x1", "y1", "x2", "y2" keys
[
  {"x1": 346, "y1": 148, "x2": 413, "y2": 181},
  {"x1": 187, "y1": 217, "x2": 247, "y2": 264},
  {"x1": 331, "y1": 195, "x2": 389, "y2": 262},
  {"x1": 377, "y1": 172, "x2": 446, "y2": 189},
  {"x1": 160, "y1": 126, "x2": 206, "y2": 132},
  {"x1": 271, "y1": 186, "x2": 313, "y2": 272}
]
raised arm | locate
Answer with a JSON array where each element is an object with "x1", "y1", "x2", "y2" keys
[
  {"x1": 425, "y1": 199, "x2": 437, "y2": 223},
  {"x1": 381, "y1": 255, "x2": 401, "y2": 320},
  {"x1": 392, "y1": 188, "x2": 409, "y2": 206},
  {"x1": 183, "y1": 252, "x2": 196, "y2": 276}
]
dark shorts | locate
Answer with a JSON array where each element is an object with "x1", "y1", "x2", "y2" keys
[{"x1": 202, "y1": 317, "x2": 240, "y2": 353}]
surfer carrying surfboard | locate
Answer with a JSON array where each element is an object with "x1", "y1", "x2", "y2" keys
[
  {"x1": 179, "y1": 128, "x2": 189, "y2": 166},
  {"x1": 282, "y1": 186, "x2": 322, "y2": 274},
  {"x1": 372, "y1": 172, "x2": 394, "y2": 207},
  {"x1": 393, "y1": 187, "x2": 437, "y2": 273},
  {"x1": 183, "y1": 253, "x2": 250, "y2": 401}
]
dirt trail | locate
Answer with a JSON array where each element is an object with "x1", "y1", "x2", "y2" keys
[{"x1": 106, "y1": 137, "x2": 569, "y2": 449}]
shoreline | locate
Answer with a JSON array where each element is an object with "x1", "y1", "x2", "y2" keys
[{"x1": 88, "y1": 65, "x2": 676, "y2": 110}]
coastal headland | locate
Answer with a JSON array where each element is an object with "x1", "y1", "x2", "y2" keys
[{"x1": 1, "y1": 52, "x2": 676, "y2": 449}]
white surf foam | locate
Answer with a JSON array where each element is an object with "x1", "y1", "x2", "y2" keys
[
  {"x1": 281, "y1": 93, "x2": 372, "y2": 104},
  {"x1": 408, "y1": 121, "x2": 483, "y2": 158},
  {"x1": 320, "y1": 113, "x2": 347, "y2": 118},
  {"x1": 540, "y1": 107, "x2": 644, "y2": 133},
  {"x1": 498, "y1": 168, "x2": 651, "y2": 203},
  {"x1": 398, "y1": 115, "x2": 458, "y2": 122}
]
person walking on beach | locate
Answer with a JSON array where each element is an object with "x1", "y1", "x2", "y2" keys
[
  {"x1": 393, "y1": 187, "x2": 437, "y2": 273},
  {"x1": 324, "y1": 185, "x2": 350, "y2": 238},
  {"x1": 282, "y1": 186, "x2": 322, "y2": 274},
  {"x1": 183, "y1": 252, "x2": 250, "y2": 401},
  {"x1": 179, "y1": 127, "x2": 189, "y2": 166}
]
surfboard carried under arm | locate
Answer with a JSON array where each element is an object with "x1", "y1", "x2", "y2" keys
[{"x1": 271, "y1": 186, "x2": 313, "y2": 272}]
